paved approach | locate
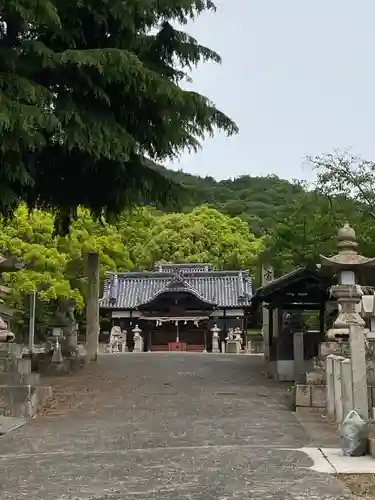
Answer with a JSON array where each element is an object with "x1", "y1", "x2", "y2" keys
[{"x1": 0, "y1": 354, "x2": 350, "y2": 499}]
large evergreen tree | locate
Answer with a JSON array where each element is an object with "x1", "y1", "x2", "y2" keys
[{"x1": 0, "y1": 1, "x2": 237, "y2": 231}]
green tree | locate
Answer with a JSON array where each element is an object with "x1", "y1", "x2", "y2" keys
[
  {"x1": 1, "y1": 0, "x2": 237, "y2": 230},
  {"x1": 0, "y1": 204, "x2": 133, "y2": 337},
  {"x1": 160, "y1": 167, "x2": 306, "y2": 236},
  {"x1": 134, "y1": 205, "x2": 265, "y2": 271},
  {"x1": 310, "y1": 152, "x2": 375, "y2": 221},
  {"x1": 265, "y1": 185, "x2": 375, "y2": 274}
]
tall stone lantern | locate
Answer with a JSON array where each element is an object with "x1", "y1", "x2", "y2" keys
[
  {"x1": 320, "y1": 223, "x2": 375, "y2": 340},
  {"x1": 321, "y1": 223, "x2": 375, "y2": 420}
]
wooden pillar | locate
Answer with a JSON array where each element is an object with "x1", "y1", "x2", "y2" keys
[
  {"x1": 242, "y1": 314, "x2": 247, "y2": 350},
  {"x1": 86, "y1": 252, "x2": 100, "y2": 361},
  {"x1": 148, "y1": 326, "x2": 152, "y2": 352}
]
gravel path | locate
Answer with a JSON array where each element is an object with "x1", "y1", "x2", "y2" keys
[{"x1": 0, "y1": 353, "x2": 351, "y2": 499}]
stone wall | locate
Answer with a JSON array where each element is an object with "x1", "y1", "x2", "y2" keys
[
  {"x1": 0, "y1": 343, "x2": 52, "y2": 418},
  {"x1": 295, "y1": 383, "x2": 375, "y2": 413}
]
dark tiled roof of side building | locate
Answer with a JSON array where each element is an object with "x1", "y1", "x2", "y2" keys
[{"x1": 100, "y1": 263, "x2": 253, "y2": 309}]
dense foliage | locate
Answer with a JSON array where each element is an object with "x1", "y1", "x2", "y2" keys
[
  {"x1": 1, "y1": 0, "x2": 237, "y2": 231},
  {"x1": 158, "y1": 153, "x2": 375, "y2": 275},
  {"x1": 156, "y1": 165, "x2": 304, "y2": 236}
]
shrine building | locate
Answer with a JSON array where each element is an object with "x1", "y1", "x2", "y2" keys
[{"x1": 99, "y1": 263, "x2": 253, "y2": 352}]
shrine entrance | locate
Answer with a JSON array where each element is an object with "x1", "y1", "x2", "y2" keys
[
  {"x1": 137, "y1": 275, "x2": 216, "y2": 352},
  {"x1": 142, "y1": 317, "x2": 212, "y2": 352}
]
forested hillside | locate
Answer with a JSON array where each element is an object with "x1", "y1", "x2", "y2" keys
[{"x1": 157, "y1": 165, "x2": 304, "y2": 236}]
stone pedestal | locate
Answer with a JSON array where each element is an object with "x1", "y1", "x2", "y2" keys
[
  {"x1": 133, "y1": 334, "x2": 144, "y2": 353},
  {"x1": 212, "y1": 334, "x2": 220, "y2": 354},
  {"x1": 226, "y1": 340, "x2": 240, "y2": 354}
]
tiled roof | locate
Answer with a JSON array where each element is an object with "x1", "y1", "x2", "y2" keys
[{"x1": 100, "y1": 267, "x2": 253, "y2": 309}]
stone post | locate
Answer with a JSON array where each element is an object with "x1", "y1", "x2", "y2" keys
[
  {"x1": 293, "y1": 332, "x2": 305, "y2": 383},
  {"x1": 341, "y1": 358, "x2": 354, "y2": 419},
  {"x1": 349, "y1": 323, "x2": 369, "y2": 420},
  {"x1": 261, "y1": 265, "x2": 274, "y2": 362},
  {"x1": 247, "y1": 340, "x2": 252, "y2": 354},
  {"x1": 133, "y1": 325, "x2": 143, "y2": 353},
  {"x1": 333, "y1": 355, "x2": 345, "y2": 423},
  {"x1": 326, "y1": 354, "x2": 335, "y2": 420},
  {"x1": 86, "y1": 252, "x2": 100, "y2": 361}
]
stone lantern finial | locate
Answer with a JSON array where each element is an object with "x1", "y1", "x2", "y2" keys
[
  {"x1": 337, "y1": 222, "x2": 358, "y2": 253},
  {"x1": 321, "y1": 222, "x2": 375, "y2": 269}
]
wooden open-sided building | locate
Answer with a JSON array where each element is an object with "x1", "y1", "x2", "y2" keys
[{"x1": 250, "y1": 267, "x2": 334, "y2": 380}]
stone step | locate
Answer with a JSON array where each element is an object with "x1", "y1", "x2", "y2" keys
[
  {"x1": 0, "y1": 416, "x2": 27, "y2": 435},
  {"x1": 0, "y1": 372, "x2": 40, "y2": 385},
  {"x1": 0, "y1": 384, "x2": 52, "y2": 419}
]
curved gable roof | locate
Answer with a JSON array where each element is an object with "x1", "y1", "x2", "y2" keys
[{"x1": 137, "y1": 274, "x2": 216, "y2": 308}]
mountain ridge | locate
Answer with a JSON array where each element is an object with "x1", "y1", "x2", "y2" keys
[{"x1": 155, "y1": 164, "x2": 303, "y2": 236}]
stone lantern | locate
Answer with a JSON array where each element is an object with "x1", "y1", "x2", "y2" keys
[
  {"x1": 211, "y1": 324, "x2": 220, "y2": 353},
  {"x1": 320, "y1": 223, "x2": 375, "y2": 340},
  {"x1": 321, "y1": 223, "x2": 374, "y2": 420},
  {"x1": 48, "y1": 321, "x2": 67, "y2": 372},
  {"x1": 132, "y1": 324, "x2": 143, "y2": 353}
]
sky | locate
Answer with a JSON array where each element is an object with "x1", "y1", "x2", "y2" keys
[{"x1": 166, "y1": 1, "x2": 375, "y2": 182}]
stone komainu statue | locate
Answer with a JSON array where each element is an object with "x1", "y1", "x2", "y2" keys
[
  {"x1": 0, "y1": 315, "x2": 15, "y2": 342},
  {"x1": 55, "y1": 299, "x2": 78, "y2": 355}
]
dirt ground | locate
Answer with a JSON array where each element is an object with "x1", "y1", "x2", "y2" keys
[{"x1": 338, "y1": 475, "x2": 375, "y2": 499}]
